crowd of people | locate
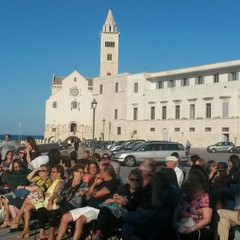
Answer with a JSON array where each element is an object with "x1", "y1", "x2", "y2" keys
[{"x1": 0, "y1": 134, "x2": 240, "y2": 240}]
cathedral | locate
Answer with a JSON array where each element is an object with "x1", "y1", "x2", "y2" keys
[{"x1": 44, "y1": 9, "x2": 240, "y2": 147}]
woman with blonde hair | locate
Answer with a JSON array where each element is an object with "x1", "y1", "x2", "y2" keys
[{"x1": 9, "y1": 164, "x2": 52, "y2": 238}]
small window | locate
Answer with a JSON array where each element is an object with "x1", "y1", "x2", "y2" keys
[
  {"x1": 133, "y1": 130, "x2": 137, "y2": 134},
  {"x1": 105, "y1": 41, "x2": 115, "y2": 48},
  {"x1": 196, "y1": 76, "x2": 204, "y2": 85},
  {"x1": 222, "y1": 127, "x2": 229, "y2": 132},
  {"x1": 100, "y1": 84, "x2": 103, "y2": 94},
  {"x1": 150, "y1": 106, "x2": 155, "y2": 120},
  {"x1": 117, "y1": 127, "x2": 121, "y2": 135},
  {"x1": 114, "y1": 109, "x2": 118, "y2": 119},
  {"x1": 228, "y1": 72, "x2": 239, "y2": 81},
  {"x1": 134, "y1": 83, "x2": 138, "y2": 93},
  {"x1": 222, "y1": 102, "x2": 229, "y2": 118},
  {"x1": 133, "y1": 107, "x2": 138, "y2": 120},
  {"x1": 168, "y1": 80, "x2": 175, "y2": 88},
  {"x1": 213, "y1": 74, "x2": 219, "y2": 83},
  {"x1": 162, "y1": 106, "x2": 167, "y2": 120},
  {"x1": 189, "y1": 127, "x2": 195, "y2": 132},
  {"x1": 71, "y1": 101, "x2": 78, "y2": 110},
  {"x1": 157, "y1": 81, "x2": 164, "y2": 89},
  {"x1": 181, "y1": 78, "x2": 189, "y2": 86},
  {"x1": 52, "y1": 101, "x2": 57, "y2": 108},
  {"x1": 52, "y1": 127, "x2": 56, "y2": 132},
  {"x1": 175, "y1": 105, "x2": 180, "y2": 119},
  {"x1": 150, "y1": 128, "x2": 155, "y2": 132},
  {"x1": 175, "y1": 128, "x2": 180, "y2": 132},
  {"x1": 107, "y1": 72, "x2": 111, "y2": 76},
  {"x1": 115, "y1": 82, "x2": 119, "y2": 92},
  {"x1": 107, "y1": 54, "x2": 112, "y2": 61},
  {"x1": 206, "y1": 103, "x2": 211, "y2": 118},
  {"x1": 230, "y1": 72, "x2": 238, "y2": 81},
  {"x1": 205, "y1": 127, "x2": 211, "y2": 132},
  {"x1": 190, "y1": 104, "x2": 195, "y2": 119}
]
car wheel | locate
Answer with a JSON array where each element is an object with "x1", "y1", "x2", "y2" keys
[
  {"x1": 210, "y1": 148, "x2": 216, "y2": 153},
  {"x1": 124, "y1": 156, "x2": 136, "y2": 167}
]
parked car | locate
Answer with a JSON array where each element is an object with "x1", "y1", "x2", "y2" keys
[
  {"x1": 111, "y1": 141, "x2": 146, "y2": 157},
  {"x1": 109, "y1": 141, "x2": 127, "y2": 152},
  {"x1": 112, "y1": 141, "x2": 188, "y2": 167},
  {"x1": 110, "y1": 140, "x2": 145, "y2": 153},
  {"x1": 207, "y1": 141, "x2": 236, "y2": 153},
  {"x1": 103, "y1": 141, "x2": 115, "y2": 150}
]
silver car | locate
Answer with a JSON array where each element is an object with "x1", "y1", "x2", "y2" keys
[
  {"x1": 112, "y1": 142, "x2": 188, "y2": 167},
  {"x1": 207, "y1": 141, "x2": 236, "y2": 153}
]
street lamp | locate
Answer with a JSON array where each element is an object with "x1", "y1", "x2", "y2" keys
[
  {"x1": 81, "y1": 124, "x2": 84, "y2": 140},
  {"x1": 102, "y1": 118, "x2": 106, "y2": 141},
  {"x1": 91, "y1": 99, "x2": 98, "y2": 141},
  {"x1": 18, "y1": 121, "x2": 22, "y2": 143}
]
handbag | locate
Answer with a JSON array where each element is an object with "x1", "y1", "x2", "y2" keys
[
  {"x1": 99, "y1": 202, "x2": 127, "y2": 218},
  {"x1": 27, "y1": 191, "x2": 44, "y2": 206}
]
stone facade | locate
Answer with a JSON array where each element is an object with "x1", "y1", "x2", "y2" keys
[{"x1": 44, "y1": 10, "x2": 240, "y2": 148}]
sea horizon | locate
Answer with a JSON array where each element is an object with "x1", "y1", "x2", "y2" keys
[{"x1": 0, "y1": 134, "x2": 44, "y2": 141}]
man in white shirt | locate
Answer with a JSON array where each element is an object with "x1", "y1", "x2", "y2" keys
[
  {"x1": 0, "y1": 134, "x2": 17, "y2": 161},
  {"x1": 165, "y1": 155, "x2": 184, "y2": 188}
]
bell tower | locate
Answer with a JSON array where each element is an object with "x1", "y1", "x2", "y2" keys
[{"x1": 100, "y1": 9, "x2": 120, "y2": 77}]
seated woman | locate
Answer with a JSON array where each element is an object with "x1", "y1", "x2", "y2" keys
[
  {"x1": 205, "y1": 160, "x2": 218, "y2": 189},
  {"x1": 9, "y1": 164, "x2": 52, "y2": 238},
  {"x1": 122, "y1": 169, "x2": 175, "y2": 240},
  {"x1": 93, "y1": 168, "x2": 143, "y2": 240},
  {"x1": 56, "y1": 163, "x2": 118, "y2": 240},
  {"x1": 36, "y1": 165, "x2": 64, "y2": 240},
  {"x1": 174, "y1": 168, "x2": 213, "y2": 240},
  {"x1": 0, "y1": 150, "x2": 14, "y2": 191},
  {"x1": 24, "y1": 136, "x2": 41, "y2": 166},
  {"x1": 83, "y1": 161, "x2": 99, "y2": 187},
  {"x1": 0, "y1": 159, "x2": 30, "y2": 228},
  {"x1": 0, "y1": 150, "x2": 14, "y2": 172},
  {"x1": 57, "y1": 164, "x2": 88, "y2": 214}
]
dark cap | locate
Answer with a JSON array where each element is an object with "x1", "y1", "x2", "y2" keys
[{"x1": 217, "y1": 162, "x2": 228, "y2": 171}]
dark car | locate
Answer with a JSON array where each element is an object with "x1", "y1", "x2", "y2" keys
[{"x1": 207, "y1": 141, "x2": 236, "y2": 153}]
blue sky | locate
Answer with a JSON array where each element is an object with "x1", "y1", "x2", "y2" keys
[{"x1": 0, "y1": 0, "x2": 239, "y2": 136}]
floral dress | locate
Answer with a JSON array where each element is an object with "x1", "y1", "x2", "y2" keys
[{"x1": 178, "y1": 192, "x2": 210, "y2": 222}]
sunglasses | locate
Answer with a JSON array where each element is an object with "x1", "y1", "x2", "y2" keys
[
  {"x1": 39, "y1": 169, "x2": 47, "y2": 172},
  {"x1": 75, "y1": 170, "x2": 83, "y2": 174},
  {"x1": 129, "y1": 178, "x2": 140, "y2": 182}
]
